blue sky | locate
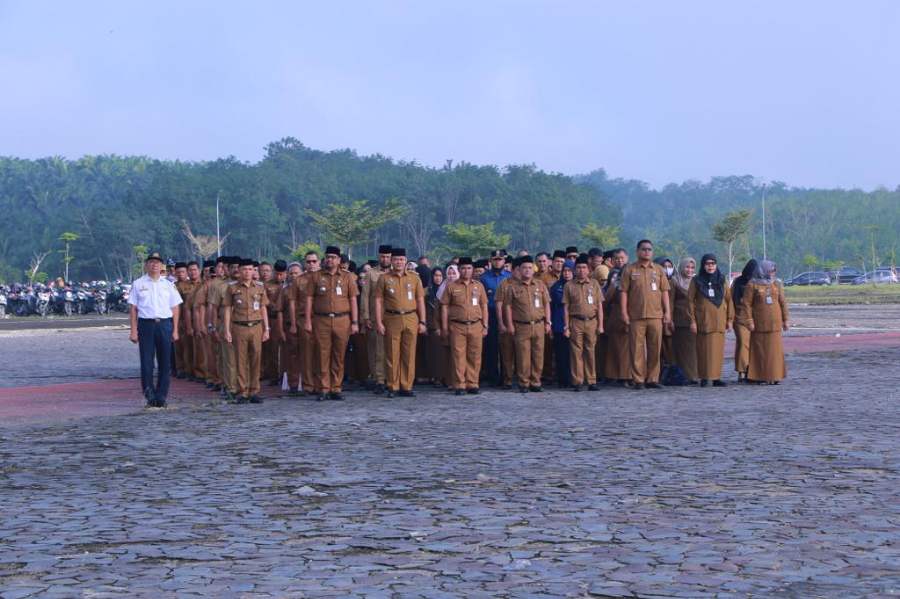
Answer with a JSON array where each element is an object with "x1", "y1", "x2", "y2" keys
[{"x1": 1, "y1": 0, "x2": 897, "y2": 189}]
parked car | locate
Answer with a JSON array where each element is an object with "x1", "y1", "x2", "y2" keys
[
  {"x1": 851, "y1": 269, "x2": 899, "y2": 285},
  {"x1": 784, "y1": 271, "x2": 832, "y2": 286},
  {"x1": 826, "y1": 267, "x2": 864, "y2": 284}
]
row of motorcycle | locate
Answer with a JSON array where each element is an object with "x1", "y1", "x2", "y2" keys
[{"x1": 0, "y1": 283, "x2": 131, "y2": 318}]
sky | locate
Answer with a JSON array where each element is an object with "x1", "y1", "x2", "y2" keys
[{"x1": 1, "y1": 0, "x2": 898, "y2": 189}]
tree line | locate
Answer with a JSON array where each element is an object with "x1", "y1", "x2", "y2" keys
[{"x1": 1, "y1": 137, "x2": 897, "y2": 282}]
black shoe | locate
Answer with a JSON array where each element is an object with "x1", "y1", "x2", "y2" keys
[
  {"x1": 466, "y1": 388, "x2": 480, "y2": 395},
  {"x1": 529, "y1": 386, "x2": 543, "y2": 393},
  {"x1": 572, "y1": 385, "x2": 582, "y2": 392},
  {"x1": 329, "y1": 392, "x2": 345, "y2": 401},
  {"x1": 373, "y1": 384, "x2": 385, "y2": 395},
  {"x1": 519, "y1": 387, "x2": 529, "y2": 394},
  {"x1": 700, "y1": 380, "x2": 709, "y2": 387},
  {"x1": 249, "y1": 395, "x2": 263, "y2": 404},
  {"x1": 155, "y1": 398, "x2": 167, "y2": 408},
  {"x1": 712, "y1": 380, "x2": 727, "y2": 387},
  {"x1": 502, "y1": 384, "x2": 513, "y2": 391},
  {"x1": 399, "y1": 390, "x2": 415, "y2": 397},
  {"x1": 588, "y1": 384, "x2": 600, "y2": 391},
  {"x1": 386, "y1": 390, "x2": 396, "y2": 398},
  {"x1": 454, "y1": 389, "x2": 465, "y2": 396},
  {"x1": 235, "y1": 396, "x2": 249, "y2": 404},
  {"x1": 627, "y1": 382, "x2": 644, "y2": 390},
  {"x1": 316, "y1": 393, "x2": 328, "y2": 402},
  {"x1": 645, "y1": 382, "x2": 661, "y2": 389}
]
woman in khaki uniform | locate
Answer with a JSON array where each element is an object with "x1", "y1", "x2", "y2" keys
[
  {"x1": 654, "y1": 257, "x2": 675, "y2": 367},
  {"x1": 670, "y1": 257, "x2": 698, "y2": 383},
  {"x1": 730, "y1": 259, "x2": 758, "y2": 383},
  {"x1": 738, "y1": 260, "x2": 789, "y2": 384},
  {"x1": 425, "y1": 267, "x2": 447, "y2": 386},
  {"x1": 602, "y1": 263, "x2": 631, "y2": 383},
  {"x1": 689, "y1": 254, "x2": 733, "y2": 386}
]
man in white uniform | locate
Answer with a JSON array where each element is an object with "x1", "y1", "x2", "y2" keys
[{"x1": 128, "y1": 252, "x2": 183, "y2": 408}]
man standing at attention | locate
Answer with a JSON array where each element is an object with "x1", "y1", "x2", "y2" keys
[
  {"x1": 128, "y1": 251, "x2": 183, "y2": 408},
  {"x1": 620, "y1": 240, "x2": 671, "y2": 389},
  {"x1": 223, "y1": 259, "x2": 270, "y2": 404}
]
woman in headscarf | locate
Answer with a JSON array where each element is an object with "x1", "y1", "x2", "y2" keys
[
  {"x1": 738, "y1": 260, "x2": 789, "y2": 384},
  {"x1": 669, "y1": 257, "x2": 698, "y2": 383},
  {"x1": 654, "y1": 257, "x2": 676, "y2": 368},
  {"x1": 550, "y1": 261, "x2": 575, "y2": 388},
  {"x1": 434, "y1": 264, "x2": 459, "y2": 388},
  {"x1": 425, "y1": 267, "x2": 446, "y2": 386},
  {"x1": 689, "y1": 254, "x2": 733, "y2": 386},
  {"x1": 730, "y1": 259, "x2": 758, "y2": 382},
  {"x1": 414, "y1": 263, "x2": 433, "y2": 384},
  {"x1": 602, "y1": 249, "x2": 631, "y2": 384}
]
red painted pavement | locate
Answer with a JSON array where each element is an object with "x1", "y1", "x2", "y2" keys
[{"x1": 2, "y1": 331, "x2": 899, "y2": 426}]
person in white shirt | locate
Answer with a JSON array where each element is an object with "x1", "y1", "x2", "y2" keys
[{"x1": 128, "y1": 251, "x2": 183, "y2": 408}]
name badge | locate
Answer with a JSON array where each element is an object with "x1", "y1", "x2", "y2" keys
[
  {"x1": 708, "y1": 287, "x2": 715, "y2": 298},
  {"x1": 407, "y1": 291, "x2": 413, "y2": 300},
  {"x1": 336, "y1": 286, "x2": 342, "y2": 296},
  {"x1": 651, "y1": 282, "x2": 657, "y2": 291},
  {"x1": 472, "y1": 297, "x2": 478, "y2": 306},
  {"x1": 252, "y1": 301, "x2": 260, "y2": 311},
  {"x1": 588, "y1": 295, "x2": 594, "y2": 305},
  {"x1": 534, "y1": 298, "x2": 541, "y2": 308},
  {"x1": 765, "y1": 296, "x2": 773, "y2": 305}
]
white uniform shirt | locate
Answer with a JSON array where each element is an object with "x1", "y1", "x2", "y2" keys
[{"x1": 128, "y1": 274, "x2": 183, "y2": 319}]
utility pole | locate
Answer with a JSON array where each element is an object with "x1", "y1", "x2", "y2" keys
[
  {"x1": 216, "y1": 192, "x2": 221, "y2": 258},
  {"x1": 761, "y1": 183, "x2": 767, "y2": 260}
]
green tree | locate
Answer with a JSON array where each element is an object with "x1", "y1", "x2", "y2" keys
[
  {"x1": 440, "y1": 222, "x2": 511, "y2": 259},
  {"x1": 713, "y1": 210, "x2": 753, "y2": 279},
  {"x1": 306, "y1": 199, "x2": 406, "y2": 259},
  {"x1": 580, "y1": 223, "x2": 620, "y2": 250},
  {"x1": 802, "y1": 254, "x2": 820, "y2": 270},
  {"x1": 58, "y1": 231, "x2": 79, "y2": 281}
]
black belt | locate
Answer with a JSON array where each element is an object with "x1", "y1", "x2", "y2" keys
[
  {"x1": 451, "y1": 319, "x2": 482, "y2": 325},
  {"x1": 314, "y1": 311, "x2": 349, "y2": 318},
  {"x1": 570, "y1": 315, "x2": 597, "y2": 321},
  {"x1": 386, "y1": 309, "x2": 416, "y2": 315},
  {"x1": 139, "y1": 317, "x2": 172, "y2": 323},
  {"x1": 233, "y1": 320, "x2": 261, "y2": 327},
  {"x1": 514, "y1": 318, "x2": 545, "y2": 325}
]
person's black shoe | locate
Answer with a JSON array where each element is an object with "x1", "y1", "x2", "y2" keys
[
  {"x1": 712, "y1": 380, "x2": 727, "y2": 387},
  {"x1": 156, "y1": 398, "x2": 167, "y2": 408},
  {"x1": 588, "y1": 384, "x2": 600, "y2": 391},
  {"x1": 519, "y1": 387, "x2": 529, "y2": 394},
  {"x1": 572, "y1": 385, "x2": 582, "y2": 392},
  {"x1": 502, "y1": 384, "x2": 513, "y2": 391},
  {"x1": 454, "y1": 389, "x2": 465, "y2": 396},
  {"x1": 249, "y1": 395, "x2": 263, "y2": 404},
  {"x1": 645, "y1": 382, "x2": 661, "y2": 389},
  {"x1": 529, "y1": 386, "x2": 543, "y2": 393},
  {"x1": 700, "y1": 380, "x2": 709, "y2": 387},
  {"x1": 466, "y1": 388, "x2": 480, "y2": 395},
  {"x1": 399, "y1": 390, "x2": 415, "y2": 397},
  {"x1": 316, "y1": 393, "x2": 328, "y2": 402},
  {"x1": 627, "y1": 382, "x2": 644, "y2": 390},
  {"x1": 373, "y1": 384, "x2": 385, "y2": 395},
  {"x1": 235, "y1": 396, "x2": 249, "y2": 404},
  {"x1": 329, "y1": 392, "x2": 345, "y2": 401}
]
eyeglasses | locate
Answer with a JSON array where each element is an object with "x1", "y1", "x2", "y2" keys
[{"x1": 306, "y1": 260, "x2": 318, "y2": 264}]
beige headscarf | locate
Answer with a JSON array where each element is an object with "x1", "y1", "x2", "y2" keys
[{"x1": 671, "y1": 257, "x2": 696, "y2": 292}]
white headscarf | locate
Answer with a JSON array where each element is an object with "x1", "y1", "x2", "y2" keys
[
  {"x1": 436, "y1": 264, "x2": 459, "y2": 300},
  {"x1": 671, "y1": 257, "x2": 696, "y2": 292}
]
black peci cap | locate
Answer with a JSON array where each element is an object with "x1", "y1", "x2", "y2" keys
[
  {"x1": 519, "y1": 255, "x2": 534, "y2": 265},
  {"x1": 174, "y1": 262, "x2": 187, "y2": 269},
  {"x1": 474, "y1": 259, "x2": 488, "y2": 269},
  {"x1": 325, "y1": 246, "x2": 341, "y2": 256},
  {"x1": 552, "y1": 250, "x2": 566, "y2": 259},
  {"x1": 576, "y1": 253, "x2": 590, "y2": 265},
  {"x1": 458, "y1": 257, "x2": 473, "y2": 266},
  {"x1": 392, "y1": 247, "x2": 406, "y2": 257},
  {"x1": 378, "y1": 244, "x2": 392, "y2": 254}
]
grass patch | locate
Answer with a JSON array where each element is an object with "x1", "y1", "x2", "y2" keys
[{"x1": 784, "y1": 284, "x2": 900, "y2": 305}]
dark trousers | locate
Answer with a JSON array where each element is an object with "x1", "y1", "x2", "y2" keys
[
  {"x1": 138, "y1": 318, "x2": 173, "y2": 401},
  {"x1": 553, "y1": 334, "x2": 571, "y2": 387},
  {"x1": 483, "y1": 310, "x2": 501, "y2": 385}
]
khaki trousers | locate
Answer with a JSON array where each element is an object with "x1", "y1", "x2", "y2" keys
[
  {"x1": 513, "y1": 322, "x2": 544, "y2": 388},
  {"x1": 192, "y1": 332, "x2": 207, "y2": 380},
  {"x1": 232, "y1": 323, "x2": 263, "y2": 398},
  {"x1": 367, "y1": 325, "x2": 386, "y2": 384},
  {"x1": 384, "y1": 312, "x2": 418, "y2": 391},
  {"x1": 217, "y1": 323, "x2": 237, "y2": 394},
  {"x1": 176, "y1": 335, "x2": 193, "y2": 375},
  {"x1": 206, "y1": 332, "x2": 220, "y2": 385},
  {"x1": 449, "y1": 321, "x2": 484, "y2": 389},
  {"x1": 628, "y1": 318, "x2": 663, "y2": 384},
  {"x1": 569, "y1": 317, "x2": 598, "y2": 385},
  {"x1": 313, "y1": 315, "x2": 351, "y2": 393}
]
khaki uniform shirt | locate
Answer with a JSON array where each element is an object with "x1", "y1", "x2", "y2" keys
[
  {"x1": 264, "y1": 280, "x2": 284, "y2": 320},
  {"x1": 207, "y1": 278, "x2": 230, "y2": 317},
  {"x1": 288, "y1": 273, "x2": 309, "y2": 321},
  {"x1": 738, "y1": 282, "x2": 788, "y2": 332},
  {"x1": 563, "y1": 278, "x2": 603, "y2": 318},
  {"x1": 688, "y1": 283, "x2": 734, "y2": 333},
  {"x1": 375, "y1": 270, "x2": 424, "y2": 313},
  {"x1": 670, "y1": 283, "x2": 693, "y2": 327},
  {"x1": 537, "y1": 270, "x2": 558, "y2": 289},
  {"x1": 506, "y1": 278, "x2": 550, "y2": 323},
  {"x1": 223, "y1": 280, "x2": 268, "y2": 322},
  {"x1": 620, "y1": 261, "x2": 670, "y2": 319},
  {"x1": 307, "y1": 270, "x2": 357, "y2": 315},
  {"x1": 440, "y1": 279, "x2": 486, "y2": 322}
]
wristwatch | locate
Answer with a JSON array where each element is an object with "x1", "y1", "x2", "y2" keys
[{"x1": 351, "y1": 320, "x2": 358, "y2": 324}]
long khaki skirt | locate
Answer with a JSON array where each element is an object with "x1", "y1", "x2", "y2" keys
[
  {"x1": 604, "y1": 315, "x2": 631, "y2": 380},
  {"x1": 696, "y1": 331, "x2": 725, "y2": 381},
  {"x1": 747, "y1": 330, "x2": 786, "y2": 382},
  {"x1": 673, "y1": 326, "x2": 698, "y2": 381},
  {"x1": 733, "y1": 323, "x2": 751, "y2": 374}
]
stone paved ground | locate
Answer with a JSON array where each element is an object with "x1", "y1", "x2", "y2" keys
[{"x1": 2, "y1": 342, "x2": 900, "y2": 597}]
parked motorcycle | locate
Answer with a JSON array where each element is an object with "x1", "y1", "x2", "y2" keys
[
  {"x1": 36, "y1": 290, "x2": 51, "y2": 317},
  {"x1": 0, "y1": 286, "x2": 7, "y2": 318}
]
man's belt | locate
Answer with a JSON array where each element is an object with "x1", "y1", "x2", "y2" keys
[
  {"x1": 314, "y1": 311, "x2": 350, "y2": 318},
  {"x1": 139, "y1": 317, "x2": 172, "y2": 323},
  {"x1": 386, "y1": 309, "x2": 416, "y2": 315},
  {"x1": 450, "y1": 319, "x2": 482, "y2": 325},
  {"x1": 233, "y1": 320, "x2": 261, "y2": 327},
  {"x1": 513, "y1": 318, "x2": 545, "y2": 325},
  {"x1": 570, "y1": 315, "x2": 598, "y2": 321}
]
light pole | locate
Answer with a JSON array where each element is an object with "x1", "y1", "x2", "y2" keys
[
  {"x1": 216, "y1": 192, "x2": 221, "y2": 258},
  {"x1": 760, "y1": 182, "x2": 767, "y2": 260}
]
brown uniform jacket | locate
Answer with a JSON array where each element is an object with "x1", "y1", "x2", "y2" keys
[
  {"x1": 537, "y1": 270, "x2": 559, "y2": 289},
  {"x1": 563, "y1": 278, "x2": 603, "y2": 318},
  {"x1": 738, "y1": 282, "x2": 788, "y2": 332},
  {"x1": 207, "y1": 278, "x2": 230, "y2": 317},
  {"x1": 506, "y1": 278, "x2": 550, "y2": 323},
  {"x1": 440, "y1": 279, "x2": 486, "y2": 322},
  {"x1": 670, "y1": 283, "x2": 693, "y2": 328},
  {"x1": 223, "y1": 280, "x2": 268, "y2": 322},
  {"x1": 288, "y1": 273, "x2": 309, "y2": 322},
  {"x1": 307, "y1": 270, "x2": 358, "y2": 315},
  {"x1": 374, "y1": 270, "x2": 424, "y2": 314},
  {"x1": 264, "y1": 280, "x2": 284, "y2": 320},
  {"x1": 620, "y1": 261, "x2": 670, "y2": 319},
  {"x1": 688, "y1": 282, "x2": 734, "y2": 333}
]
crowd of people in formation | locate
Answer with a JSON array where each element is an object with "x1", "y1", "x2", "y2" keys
[{"x1": 127, "y1": 239, "x2": 789, "y2": 408}]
